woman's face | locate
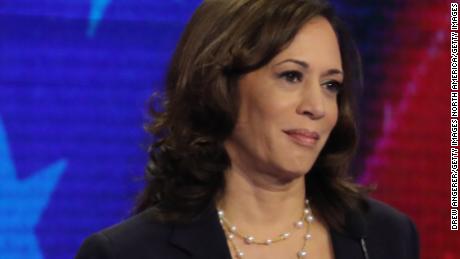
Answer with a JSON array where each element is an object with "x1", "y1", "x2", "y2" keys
[{"x1": 224, "y1": 16, "x2": 343, "y2": 181}]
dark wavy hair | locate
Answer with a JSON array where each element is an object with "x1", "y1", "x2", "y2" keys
[{"x1": 135, "y1": 0, "x2": 376, "y2": 233}]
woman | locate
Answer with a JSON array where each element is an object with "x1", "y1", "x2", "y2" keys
[{"x1": 76, "y1": 0, "x2": 420, "y2": 258}]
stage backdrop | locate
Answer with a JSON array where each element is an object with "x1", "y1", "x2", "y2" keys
[{"x1": 0, "y1": 0, "x2": 454, "y2": 258}]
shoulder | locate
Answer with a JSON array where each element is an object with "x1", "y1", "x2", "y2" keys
[
  {"x1": 362, "y1": 197, "x2": 420, "y2": 258},
  {"x1": 75, "y1": 208, "x2": 179, "y2": 259},
  {"x1": 364, "y1": 197, "x2": 414, "y2": 227}
]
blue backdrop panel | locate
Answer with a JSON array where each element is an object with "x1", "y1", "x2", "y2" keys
[{"x1": 0, "y1": 1, "x2": 202, "y2": 258}]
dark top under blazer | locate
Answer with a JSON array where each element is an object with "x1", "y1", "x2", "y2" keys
[{"x1": 76, "y1": 197, "x2": 420, "y2": 259}]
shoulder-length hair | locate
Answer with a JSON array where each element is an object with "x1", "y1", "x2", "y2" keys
[{"x1": 135, "y1": 0, "x2": 375, "y2": 233}]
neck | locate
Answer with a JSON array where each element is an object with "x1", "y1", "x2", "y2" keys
[{"x1": 216, "y1": 166, "x2": 307, "y2": 237}]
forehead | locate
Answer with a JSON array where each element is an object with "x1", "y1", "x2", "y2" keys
[{"x1": 271, "y1": 16, "x2": 343, "y2": 71}]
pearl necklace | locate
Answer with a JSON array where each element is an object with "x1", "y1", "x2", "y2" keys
[{"x1": 217, "y1": 199, "x2": 314, "y2": 258}]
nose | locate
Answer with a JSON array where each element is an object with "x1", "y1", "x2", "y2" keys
[{"x1": 296, "y1": 82, "x2": 326, "y2": 119}]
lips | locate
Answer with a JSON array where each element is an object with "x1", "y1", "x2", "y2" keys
[{"x1": 283, "y1": 129, "x2": 320, "y2": 147}]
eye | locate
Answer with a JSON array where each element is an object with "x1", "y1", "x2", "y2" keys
[
  {"x1": 279, "y1": 70, "x2": 303, "y2": 83},
  {"x1": 323, "y1": 80, "x2": 343, "y2": 93}
]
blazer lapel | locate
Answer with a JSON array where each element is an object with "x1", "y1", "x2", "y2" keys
[
  {"x1": 330, "y1": 228, "x2": 366, "y2": 259},
  {"x1": 330, "y1": 203, "x2": 369, "y2": 259},
  {"x1": 169, "y1": 202, "x2": 232, "y2": 259}
]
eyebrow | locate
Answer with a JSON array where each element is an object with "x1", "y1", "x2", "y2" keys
[{"x1": 274, "y1": 59, "x2": 344, "y2": 77}]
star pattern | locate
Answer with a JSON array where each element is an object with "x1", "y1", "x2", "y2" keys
[
  {"x1": 0, "y1": 117, "x2": 67, "y2": 259},
  {"x1": 87, "y1": 0, "x2": 112, "y2": 37}
]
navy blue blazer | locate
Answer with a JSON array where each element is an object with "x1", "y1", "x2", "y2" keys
[{"x1": 76, "y1": 197, "x2": 420, "y2": 259}]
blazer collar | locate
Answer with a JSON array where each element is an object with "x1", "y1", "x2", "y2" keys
[
  {"x1": 330, "y1": 228, "x2": 366, "y2": 259},
  {"x1": 168, "y1": 202, "x2": 232, "y2": 259},
  {"x1": 169, "y1": 201, "x2": 367, "y2": 259},
  {"x1": 330, "y1": 203, "x2": 369, "y2": 259}
]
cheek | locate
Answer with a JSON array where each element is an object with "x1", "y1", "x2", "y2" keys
[
  {"x1": 233, "y1": 93, "x2": 289, "y2": 156},
  {"x1": 324, "y1": 98, "x2": 339, "y2": 129},
  {"x1": 329, "y1": 106, "x2": 338, "y2": 129},
  {"x1": 239, "y1": 85, "x2": 289, "y2": 129},
  {"x1": 238, "y1": 102, "x2": 286, "y2": 149},
  {"x1": 332, "y1": 103, "x2": 339, "y2": 128},
  {"x1": 320, "y1": 105, "x2": 339, "y2": 149},
  {"x1": 237, "y1": 70, "x2": 292, "y2": 130}
]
